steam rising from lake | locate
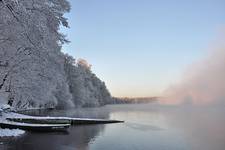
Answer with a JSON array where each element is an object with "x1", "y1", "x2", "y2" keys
[{"x1": 162, "y1": 38, "x2": 225, "y2": 106}]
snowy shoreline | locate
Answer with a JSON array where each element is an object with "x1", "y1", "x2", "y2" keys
[
  {"x1": 0, "y1": 128, "x2": 25, "y2": 137},
  {"x1": 0, "y1": 110, "x2": 26, "y2": 137}
]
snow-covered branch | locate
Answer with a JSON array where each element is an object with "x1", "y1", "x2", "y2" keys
[{"x1": 0, "y1": 0, "x2": 113, "y2": 110}]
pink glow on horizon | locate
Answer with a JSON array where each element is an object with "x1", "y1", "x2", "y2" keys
[{"x1": 162, "y1": 34, "x2": 225, "y2": 105}]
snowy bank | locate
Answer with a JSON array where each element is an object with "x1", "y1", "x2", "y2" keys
[{"x1": 0, "y1": 129, "x2": 25, "y2": 137}]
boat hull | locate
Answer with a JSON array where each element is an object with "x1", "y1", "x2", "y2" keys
[
  {"x1": 7, "y1": 118, "x2": 71, "y2": 124},
  {"x1": 0, "y1": 122, "x2": 70, "y2": 132}
]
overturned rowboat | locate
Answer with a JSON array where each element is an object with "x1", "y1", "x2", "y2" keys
[
  {"x1": 6, "y1": 117, "x2": 71, "y2": 124},
  {"x1": 0, "y1": 121, "x2": 70, "y2": 132},
  {"x1": 6, "y1": 117, "x2": 124, "y2": 125},
  {"x1": 1, "y1": 112, "x2": 124, "y2": 132},
  {"x1": 70, "y1": 118, "x2": 124, "y2": 125}
]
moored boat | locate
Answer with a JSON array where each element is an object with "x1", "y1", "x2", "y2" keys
[
  {"x1": 6, "y1": 117, "x2": 71, "y2": 124},
  {"x1": 6, "y1": 116, "x2": 124, "y2": 125},
  {"x1": 70, "y1": 118, "x2": 124, "y2": 125},
  {"x1": 0, "y1": 121, "x2": 70, "y2": 132}
]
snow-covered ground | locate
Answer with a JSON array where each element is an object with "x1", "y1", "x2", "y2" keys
[
  {"x1": 0, "y1": 129, "x2": 25, "y2": 137},
  {"x1": 0, "y1": 105, "x2": 25, "y2": 137}
]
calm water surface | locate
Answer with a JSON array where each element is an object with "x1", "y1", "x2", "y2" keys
[{"x1": 0, "y1": 104, "x2": 225, "y2": 150}]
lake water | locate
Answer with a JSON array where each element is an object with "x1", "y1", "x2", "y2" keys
[{"x1": 1, "y1": 104, "x2": 225, "y2": 150}]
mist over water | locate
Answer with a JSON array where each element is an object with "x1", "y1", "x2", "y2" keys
[
  {"x1": 162, "y1": 39, "x2": 225, "y2": 106},
  {"x1": 1, "y1": 104, "x2": 225, "y2": 150}
]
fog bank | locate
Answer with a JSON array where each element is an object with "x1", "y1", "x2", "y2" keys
[{"x1": 162, "y1": 37, "x2": 225, "y2": 106}]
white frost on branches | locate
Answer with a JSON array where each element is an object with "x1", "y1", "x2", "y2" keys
[
  {"x1": 0, "y1": 0, "x2": 113, "y2": 110},
  {"x1": 64, "y1": 54, "x2": 112, "y2": 107}
]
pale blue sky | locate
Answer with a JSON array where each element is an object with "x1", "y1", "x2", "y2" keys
[{"x1": 61, "y1": 0, "x2": 225, "y2": 97}]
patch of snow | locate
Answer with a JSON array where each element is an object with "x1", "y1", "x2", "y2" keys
[
  {"x1": 0, "y1": 129, "x2": 25, "y2": 137},
  {"x1": 0, "y1": 104, "x2": 11, "y2": 111}
]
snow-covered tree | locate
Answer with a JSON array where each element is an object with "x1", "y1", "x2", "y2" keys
[
  {"x1": 64, "y1": 55, "x2": 112, "y2": 107},
  {"x1": 0, "y1": 0, "x2": 113, "y2": 110},
  {"x1": 0, "y1": 0, "x2": 73, "y2": 109}
]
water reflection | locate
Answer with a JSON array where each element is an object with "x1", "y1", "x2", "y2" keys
[
  {"x1": 125, "y1": 122, "x2": 162, "y2": 131},
  {"x1": 1, "y1": 125, "x2": 105, "y2": 150},
  {"x1": 164, "y1": 107, "x2": 225, "y2": 150}
]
